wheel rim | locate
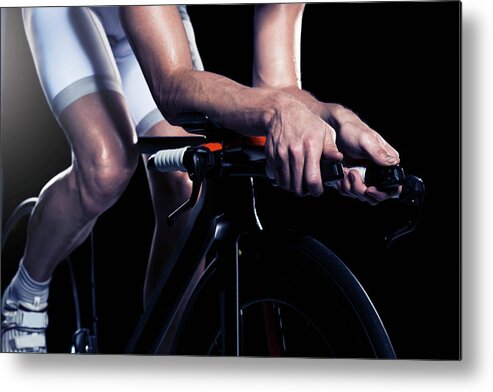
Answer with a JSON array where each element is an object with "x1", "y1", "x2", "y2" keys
[{"x1": 206, "y1": 299, "x2": 336, "y2": 357}]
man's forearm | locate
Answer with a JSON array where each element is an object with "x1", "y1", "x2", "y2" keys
[
  {"x1": 156, "y1": 68, "x2": 295, "y2": 136},
  {"x1": 121, "y1": 6, "x2": 299, "y2": 136}
]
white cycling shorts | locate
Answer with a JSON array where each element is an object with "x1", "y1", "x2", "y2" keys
[{"x1": 22, "y1": 6, "x2": 204, "y2": 135}]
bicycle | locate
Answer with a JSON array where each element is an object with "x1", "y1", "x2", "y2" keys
[
  {"x1": 124, "y1": 114, "x2": 424, "y2": 357},
  {"x1": 1, "y1": 114, "x2": 424, "y2": 357}
]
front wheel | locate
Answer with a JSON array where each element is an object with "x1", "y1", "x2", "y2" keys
[{"x1": 172, "y1": 230, "x2": 396, "y2": 358}]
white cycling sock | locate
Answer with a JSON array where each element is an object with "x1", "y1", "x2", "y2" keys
[{"x1": 2, "y1": 260, "x2": 51, "y2": 306}]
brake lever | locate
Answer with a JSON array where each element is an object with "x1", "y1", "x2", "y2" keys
[
  {"x1": 333, "y1": 166, "x2": 424, "y2": 247},
  {"x1": 384, "y1": 174, "x2": 425, "y2": 247},
  {"x1": 166, "y1": 147, "x2": 214, "y2": 226},
  {"x1": 167, "y1": 175, "x2": 203, "y2": 226}
]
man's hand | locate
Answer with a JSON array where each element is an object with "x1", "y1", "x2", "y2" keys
[
  {"x1": 251, "y1": 3, "x2": 400, "y2": 203},
  {"x1": 265, "y1": 99, "x2": 343, "y2": 197},
  {"x1": 327, "y1": 104, "x2": 401, "y2": 204}
]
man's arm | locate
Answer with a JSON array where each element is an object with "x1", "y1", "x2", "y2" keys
[
  {"x1": 121, "y1": 5, "x2": 342, "y2": 197},
  {"x1": 253, "y1": 4, "x2": 400, "y2": 202}
]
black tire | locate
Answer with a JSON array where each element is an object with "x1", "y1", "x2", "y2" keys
[
  {"x1": 172, "y1": 230, "x2": 396, "y2": 358},
  {"x1": 1, "y1": 198, "x2": 37, "y2": 251}
]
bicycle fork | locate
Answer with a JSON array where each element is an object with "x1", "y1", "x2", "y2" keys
[
  {"x1": 212, "y1": 177, "x2": 262, "y2": 356},
  {"x1": 215, "y1": 216, "x2": 241, "y2": 356}
]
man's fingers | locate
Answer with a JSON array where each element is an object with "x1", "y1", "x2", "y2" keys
[
  {"x1": 342, "y1": 169, "x2": 381, "y2": 205},
  {"x1": 266, "y1": 135, "x2": 290, "y2": 191},
  {"x1": 365, "y1": 187, "x2": 390, "y2": 202},
  {"x1": 361, "y1": 131, "x2": 399, "y2": 166},
  {"x1": 304, "y1": 147, "x2": 323, "y2": 197},
  {"x1": 323, "y1": 144, "x2": 344, "y2": 161},
  {"x1": 322, "y1": 124, "x2": 343, "y2": 161},
  {"x1": 374, "y1": 146, "x2": 400, "y2": 166},
  {"x1": 346, "y1": 170, "x2": 373, "y2": 203},
  {"x1": 289, "y1": 148, "x2": 305, "y2": 196},
  {"x1": 348, "y1": 170, "x2": 367, "y2": 197},
  {"x1": 276, "y1": 156, "x2": 291, "y2": 191},
  {"x1": 366, "y1": 185, "x2": 401, "y2": 200},
  {"x1": 341, "y1": 170, "x2": 352, "y2": 194}
]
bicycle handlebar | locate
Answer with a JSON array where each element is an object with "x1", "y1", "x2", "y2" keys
[
  {"x1": 152, "y1": 146, "x2": 189, "y2": 173},
  {"x1": 148, "y1": 146, "x2": 404, "y2": 189},
  {"x1": 147, "y1": 142, "x2": 424, "y2": 246}
]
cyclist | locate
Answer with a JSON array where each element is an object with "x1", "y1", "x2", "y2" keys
[
  {"x1": 2, "y1": 4, "x2": 399, "y2": 353},
  {"x1": 2, "y1": 5, "x2": 204, "y2": 353}
]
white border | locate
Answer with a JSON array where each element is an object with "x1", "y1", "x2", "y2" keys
[{"x1": 2, "y1": 0, "x2": 492, "y2": 391}]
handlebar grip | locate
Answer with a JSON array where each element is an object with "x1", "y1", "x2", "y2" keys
[
  {"x1": 354, "y1": 166, "x2": 405, "y2": 188},
  {"x1": 324, "y1": 165, "x2": 405, "y2": 191},
  {"x1": 149, "y1": 147, "x2": 189, "y2": 173},
  {"x1": 266, "y1": 161, "x2": 344, "y2": 184},
  {"x1": 321, "y1": 160, "x2": 344, "y2": 184}
]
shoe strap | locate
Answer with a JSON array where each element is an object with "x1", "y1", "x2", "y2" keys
[
  {"x1": 12, "y1": 333, "x2": 46, "y2": 351},
  {"x1": 4, "y1": 308, "x2": 48, "y2": 329}
]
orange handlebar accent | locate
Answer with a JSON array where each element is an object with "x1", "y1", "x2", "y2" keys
[
  {"x1": 202, "y1": 137, "x2": 265, "y2": 152},
  {"x1": 245, "y1": 136, "x2": 267, "y2": 147},
  {"x1": 202, "y1": 142, "x2": 223, "y2": 152}
]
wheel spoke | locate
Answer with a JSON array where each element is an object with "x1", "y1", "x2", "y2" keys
[
  {"x1": 261, "y1": 301, "x2": 284, "y2": 356},
  {"x1": 174, "y1": 231, "x2": 396, "y2": 358}
]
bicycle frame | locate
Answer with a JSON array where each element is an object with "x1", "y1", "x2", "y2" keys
[{"x1": 126, "y1": 140, "x2": 262, "y2": 354}]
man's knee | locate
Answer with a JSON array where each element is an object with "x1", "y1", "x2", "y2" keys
[
  {"x1": 150, "y1": 171, "x2": 193, "y2": 223},
  {"x1": 75, "y1": 150, "x2": 138, "y2": 217},
  {"x1": 166, "y1": 171, "x2": 192, "y2": 199}
]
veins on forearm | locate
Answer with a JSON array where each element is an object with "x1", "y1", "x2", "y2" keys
[{"x1": 160, "y1": 69, "x2": 283, "y2": 136}]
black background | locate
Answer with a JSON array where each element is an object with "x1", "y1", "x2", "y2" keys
[{"x1": 1, "y1": 2, "x2": 460, "y2": 359}]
